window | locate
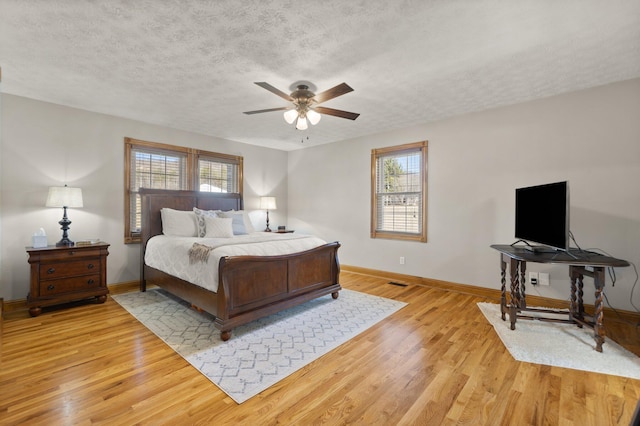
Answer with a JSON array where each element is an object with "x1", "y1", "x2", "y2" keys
[
  {"x1": 124, "y1": 137, "x2": 243, "y2": 243},
  {"x1": 197, "y1": 153, "x2": 240, "y2": 193},
  {"x1": 371, "y1": 141, "x2": 427, "y2": 242}
]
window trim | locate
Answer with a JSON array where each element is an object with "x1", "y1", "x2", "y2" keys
[
  {"x1": 124, "y1": 137, "x2": 243, "y2": 244},
  {"x1": 370, "y1": 140, "x2": 428, "y2": 242}
]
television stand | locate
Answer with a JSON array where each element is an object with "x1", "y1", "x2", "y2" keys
[{"x1": 490, "y1": 244, "x2": 630, "y2": 352}]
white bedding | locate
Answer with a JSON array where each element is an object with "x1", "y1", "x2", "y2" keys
[{"x1": 144, "y1": 232, "x2": 328, "y2": 292}]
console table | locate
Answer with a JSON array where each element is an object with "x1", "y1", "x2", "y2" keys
[{"x1": 490, "y1": 244, "x2": 629, "y2": 352}]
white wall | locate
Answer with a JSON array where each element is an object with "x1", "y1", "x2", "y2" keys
[
  {"x1": 0, "y1": 94, "x2": 288, "y2": 301},
  {"x1": 288, "y1": 78, "x2": 640, "y2": 312}
]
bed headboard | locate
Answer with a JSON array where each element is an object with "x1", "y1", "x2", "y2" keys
[{"x1": 139, "y1": 188, "x2": 243, "y2": 247}]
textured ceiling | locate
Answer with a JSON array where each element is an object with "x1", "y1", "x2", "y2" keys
[{"x1": 1, "y1": 1, "x2": 639, "y2": 151}]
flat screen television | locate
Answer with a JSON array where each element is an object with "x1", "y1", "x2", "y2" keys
[{"x1": 515, "y1": 181, "x2": 569, "y2": 251}]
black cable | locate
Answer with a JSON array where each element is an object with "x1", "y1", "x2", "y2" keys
[
  {"x1": 629, "y1": 262, "x2": 640, "y2": 314},
  {"x1": 569, "y1": 230, "x2": 583, "y2": 251},
  {"x1": 602, "y1": 291, "x2": 622, "y2": 319},
  {"x1": 608, "y1": 266, "x2": 617, "y2": 287}
]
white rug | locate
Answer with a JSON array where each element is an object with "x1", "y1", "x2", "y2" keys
[
  {"x1": 113, "y1": 289, "x2": 406, "y2": 403},
  {"x1": 478, "y1": 302, "x2": 640, "y2": 379}
]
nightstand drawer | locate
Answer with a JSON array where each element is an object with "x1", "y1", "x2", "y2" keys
[
  {"x1": 39, "y1": 259, "x2": 100, "y2": 279},
  {"x1": 34, "y1": 248, "x2": 104, "y2": 262},
  {"x1": 39, "y1": 274, "x2": 102, "y2": 295}
]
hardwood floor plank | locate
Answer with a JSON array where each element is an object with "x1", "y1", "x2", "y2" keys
[{"x1": 1, "y1": 271, "x2": 639, "y2": 424}]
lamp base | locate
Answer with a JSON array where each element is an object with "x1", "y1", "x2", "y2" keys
[
  {"x1": 264, "y1": 210, "x2": 272, "y2": 232},
  {"x1": 56, "y1": 207, "x2": 74, "y2": 247},
  {"x1": 56, "y1": 238, "x2": 75, "y2": 247}
]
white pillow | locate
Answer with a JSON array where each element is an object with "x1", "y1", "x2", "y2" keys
[
  {"x1": 193, "y1": 207, "x2": 220, "y2": 237},
  {"x1": 218, "y1": 211, "x2": 247, "y2": 235},
  {"x1": 204, "y1": 216, "x2": 234, "y2": 238},
  {"x1": 218, "y1": 210, "x2": 256, "y2": 234},
  {"x1": 238, "y1": 210, "x2": 256, "y2": 233},
  {"x1": 161, "y1": 208, "x2": 198, "y2": 237}
]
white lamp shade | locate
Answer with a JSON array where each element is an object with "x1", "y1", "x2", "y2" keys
[
  {"x1": 307, "y1": 109, "x2": 321, "y2": 125},
  {"x1": 283, "y1": 109, "x2": 298, "y2": 124},
  {"x1": 46, "y1": 186, "x2": 83, "y2": 208},
  {"x1": 295, "y1": 116, "x2": 308, "y2": 130},
  {"x1": 260, "y1": 196, "x2": 277, "y2": 210}
]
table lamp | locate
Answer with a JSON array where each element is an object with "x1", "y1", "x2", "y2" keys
[
  {"x1": 46, "y1": 185, "x2": 83, "y2": 246},
  {"x1": 260, "y1": 196, "x2": 277, "y2": 232}
]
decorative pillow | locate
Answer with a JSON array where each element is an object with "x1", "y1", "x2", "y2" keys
[
  {"x1": 218, "y1": 211, "x2": 249, "y2": 235},
  {"x1": 193, "y1": 207, "x2": 220, "y2": 237},
  {"x1": 237, "y1": 210, "x2": 256, "y2": 234},
  {"x1": 160, "y1": 208, "x2": 198, "y2": 237},
  {"x1": 218, "y1": 210, "x2": 256, "y2": 234},
  {"x1": 203, "y1": 216, "x2": 234, "y2": 238}
]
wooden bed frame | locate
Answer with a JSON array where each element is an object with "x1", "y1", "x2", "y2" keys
[{"x1": 139, "y1": 189, "x2": 341, "y2": 341}]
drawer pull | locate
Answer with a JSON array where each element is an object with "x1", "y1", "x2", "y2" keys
[
  {"x1": 87, "y1": 279, "x2": 95, "y2": 285},
  {"x1": 47, "y1": 268, "x2": 55, "y2": 274},
  {"x1": 69, "y1": 251, "x2": 75, "y2": 255},
  {"x1": 87, "y1": 264, "x2": 95, "y2": 269},
  {"x1": 47, "y1": 284, "x2": 55, "y2": 290}
]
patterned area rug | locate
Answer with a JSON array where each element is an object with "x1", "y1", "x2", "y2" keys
[
  {"x1": 478, "y1": 302, "x2": 640, "y2": 379},
  {"x1": 113, "y1": 289, "x2": 406, "y2": 403}
]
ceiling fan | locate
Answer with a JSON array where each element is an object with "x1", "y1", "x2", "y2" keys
[{"x1": 243, "y1": 82, "x2": 360, "y2": 130}]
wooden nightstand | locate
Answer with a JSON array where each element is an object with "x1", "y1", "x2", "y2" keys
[{"x1": 26, "y1": 242, "x2": 110, "y2": 316}]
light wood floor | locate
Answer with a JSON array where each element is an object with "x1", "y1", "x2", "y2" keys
[{"x1": 1, "y1": 272, "x2": 639, "y2": 425}]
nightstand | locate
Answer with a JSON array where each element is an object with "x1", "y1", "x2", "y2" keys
[{"x1": 26, "y1": 242, "x2": 110, "y2": 316}]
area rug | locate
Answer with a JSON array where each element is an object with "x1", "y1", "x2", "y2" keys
[
  {"x1": 112, "y1": 289, "x2": 406, "y2": 403},
  {"x1": 478, "y1": 302, "x2": 640, "y2": 379}
]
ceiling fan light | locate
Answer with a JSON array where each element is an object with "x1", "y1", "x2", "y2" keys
[
  {"x1": 307, "y1": 109, "x2": 321, "y2": 125},
  {"x1": 283, "y1": 109, "x2": 298, "y2": 124},
  {"x1": 296, "y1": 116, "x2": 308, "y2": 130}
]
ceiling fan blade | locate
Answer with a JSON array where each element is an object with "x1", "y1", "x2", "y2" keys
[
  {"x1": 243, "y1": 107, "x2": 290, "y2": 115},
  {"x1": 313, "y1": 83, "x2": 354, "y2": 104},
  {"x1": 254, "y1": 82, "x2": 294, "y2": 101},
  {"x1": 314, "y1": 106, "x2": 360, "y2": 120}
]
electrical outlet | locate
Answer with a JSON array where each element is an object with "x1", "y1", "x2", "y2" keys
[
  {"x1": 529, "y1": 272, "x2": 539, "y2": 285},
  {"x1": 399, "y1": 256, "x2": 405, "y2": 265},
  {"x1": 539, "y1": 272, "x2": 550, "y2": 286}
]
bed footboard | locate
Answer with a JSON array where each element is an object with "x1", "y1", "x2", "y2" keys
[{"x1": 214, "y1": 241, "x2": 341, "y2": 340}]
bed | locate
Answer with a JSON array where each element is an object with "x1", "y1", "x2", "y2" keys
[{"x1": 139, "y1": 188, "x2": 341, "y2": 341}]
